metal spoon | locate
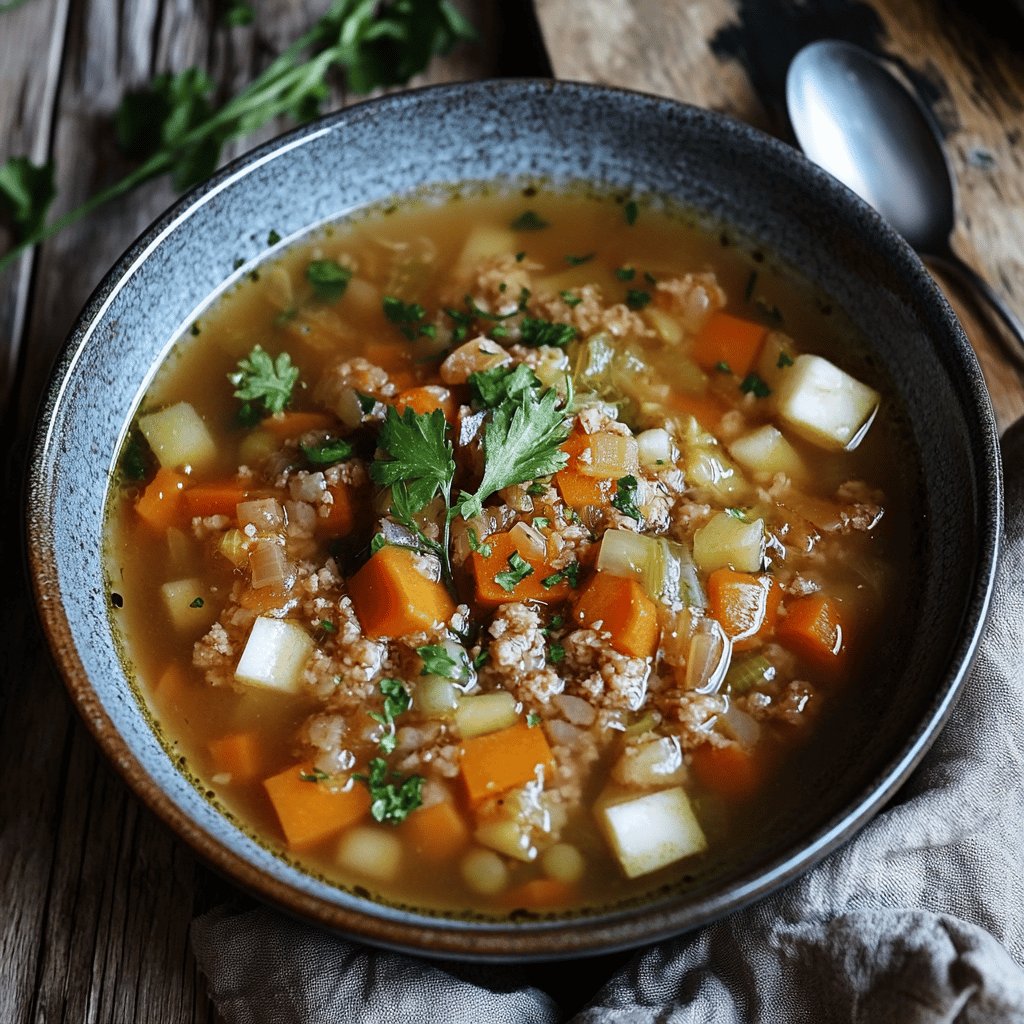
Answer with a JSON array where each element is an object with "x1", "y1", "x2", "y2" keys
[{"x1": 786, "y1": 39, "x2": 1024, "y2": 366}]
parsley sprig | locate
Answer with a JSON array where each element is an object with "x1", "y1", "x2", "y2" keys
[
  {"x1": 228, "y1": 345, "x2": 300, "y2": 416},
  {"x1": 356, "y1": 757, "x2": 423, "y2": 824},
  {"x1": 368, "y1": 677, "x2": 412, "y2": 755},
  {"x1": 0, "y1": 0, "x2": 475, "y2": 273}
]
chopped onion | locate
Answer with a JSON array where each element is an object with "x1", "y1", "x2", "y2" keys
[
  {"x1": 579, "y1": 432, "x2": 640, "y2": 479},
  {"x1": 499, "y1": 483, "x2": 534, "y2": 514},
  {"x1": 440, "y1": 337, "x2": 510, "y2": 384},
  {"x1": 237, "y1": 498, "x2": 284, "y2": 532},
  {"x1": 415, "y1": 677, "x2": 460, "y2": 718},
  {"x1": 552, "y1": 694, "x2": 596, "y2": 727},
  {"x1": 720, "y1": 705, "x2": 761, "y2": 748},
  {"x1": 637, "y1": 428, "x2": 675, "y2": 467},
  {"x1": 218, "y1": 528, "x2": 249, "y2": 568},
  {"x1": 685, "y1": 618, "x2": 732, "y2": 693},
  {"x1": 249, "y1": 539, "x2": 290, "y2": 590},
  {"x1": 510, "y1": 521, "x2": 547, "y2": 561}
]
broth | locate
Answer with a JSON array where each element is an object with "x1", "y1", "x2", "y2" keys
[{"x1": 105, "y1": 188, "x2": 915, "y2": 915}]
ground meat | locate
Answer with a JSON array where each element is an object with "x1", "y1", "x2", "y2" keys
[
  {"x1": 737, "y1": 679, "x2": 815, "y2": 728},
  {"x1": 191, "y1": 514, "x2": 231, "y2": 540},
  {"x1": 654, "y1": 272, "x2": 726, "y2": 333},
  {"x1": 658, "y1": 691, "x2": 729, "y2": 750},
  {"x1": 484, "y1": 603, "x2": 564, "y2": 704},
  {"x1": 669, "y1": 499, "x2": 715, "y2": 542},
  {"x1": 302, "y1": 712, "x2": 356, "y2": 775},
  {"x1": 562, "y1": 628, "x2": 650, "y2": 712},
  {"x1": 192, "y1": 621, "x2": 237, "y2": 688},
  {"x1": 535, "y1": 283, "x2": 653, "y2": 340},
  {"x1": 467, "y1": 254, "x2": 539, "y2": 314},
  {"x1": 315, "y1": 357, "x2": 395, "y2": 418}
]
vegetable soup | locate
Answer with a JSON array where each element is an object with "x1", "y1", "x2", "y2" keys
[{"x1": 105, "y1": 189, "x2": 914, "y2": 914}]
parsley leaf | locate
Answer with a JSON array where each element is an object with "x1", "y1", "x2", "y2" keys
[
  {"x1": 625, "y1": 288, "x2": 651, "y2": 310},
  {"x1": 624, "y1": 200, "x2": 639, "y2": 225},
  {"x1": 0, "y1": 156, "x2": 56, "y2": 239},
  {"x1": 611, "y1": 475, "x2": 642, "y2": 520},
  {"x1": 740, "y1": 372, "x2": 772, "y2": 398},
  {"x1": 495, "y1": 551, "x2": 533, "y2": 592},
  {"x1": 510, "y1": 210, "x2": 549, "y2": 231},
  {"x1": 548, "y1": 642, "x2": 566, "y2": 664},
  {"x1": 564, "y1": 252, "x2": 594, "y2": 266},
  {"x1": 189, "y1": 596, "x2": 205, "y2": 609},
  {"x1": 615, "y1": 266, "x2": 636, "y2": 281},
  {"x1": 519, "y1": 317, "x2": 578, "y2": 349},
  {"x1": 541, "y1": 560, "x2": 581, "y2": 588},
  {"x1": 777, "y1": 350, "x2": 795, "y2": 369},
  {"x1": 383, "y1": 295, "x2": 432, "y2": 340},
  {"x1": 300, "y1": 437, "x2": 354, "y2": 465},
  {"x1": 559, "y1": 289, "x2": 582, "y2": 307},
  {"x1": 356, "y1": 757, "x2": 423, "y2": 824},
  {"x1": 466, "y1": 528, "x2": 493, "y2": 558},
  {"x1": 307, "y1": 258, "x2": 352, "y2": 302},
  {"x1": 417, "y1": 644, "x2": 466, "y2": 680},
  {"x1": 468, "y1": 362, "x2": 541, "y2": 408},
  {"x1": 299, "y1": 769, "x2": 330, "y2": 782},
  {"x1": 526, "y1": 711, "x2": 541, "y2": 727},
  {"x1": 455, "y1": 385, "x2": 571, "y2": 521},
  {"x1": 715, "y1": 360, "x2": 732, "y2": 374},
  {"x1": 228, "y1": 345, "x2": 300, "y2": 415},
  {"x1": 370, "y1": 405, "x2": 455, "y2": 515},
  {"x1": 368, "y1": 677, "x2": 412, "y2": 754}
]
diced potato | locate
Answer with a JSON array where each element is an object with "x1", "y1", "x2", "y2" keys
[
  {"x1": 637, "y1": 428, "x2": 675, "y2": 467},
  {"x1": 692, "y1": 511, "x2": 765, "y2": 574},
  {"x1": 234, "y1": 617, "x2": 313, "y2": 694},
  {"x1": 755, "y1": 331, "x2": 797, "y2": 393},
  {"x1": 337, "y1": 825, "x2": 403, "y2": 882},
  {"x1": 612, "y1": 735, "x2": 687, "y2": 788},
  {"x1": 454, "y1": 691, "x2": 518, "y2": 739},
  {"x1": 597, "y1": 787, "x2": 707, "y2": 879},
  {"x1": 728, "y1": 424, "x2": 808, "y2": 483},
  {"x1": 580, "y1": 433, "x2": 640, "y2": 479},
  {"x1": 474, "y1": 819, "x2": 537, "y2": 862},
  {"x1": 460, "y1": 848, "x2": 510, "y2": 895},
  {"x1": 238, "y1": 429, "x2": 280, "y2": 468},
  {"x1": 684, "y1": 445, "x2": 749, "y2": 503},
  {"x1": 453, "y1": 223, "x2": 517, "y2": 280},
  {"x1": 774, "y1": 354, "x2": 880, "y2": 451},
  {"x1": 416, "y1": 676, "x2": 460, "y2": 718},
  {"x1": 160, "y1": 577, "x2": 216, "y2": 633},
  {"x1": 138, "y1": 401, "x2": 217, "y2": 471}
]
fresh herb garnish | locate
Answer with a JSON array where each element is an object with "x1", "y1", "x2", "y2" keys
[
  {"x1": 725, "y1": 507, "x2": 750, "y2": 521},
  {"x1": 518, "y1": 317, "x2": 578, "y2": 349},
  {"x1": 744, "y1": 269, "x2": 758, "y2": 302},
  {"x1": 611, "y1": 475, "x2": 642, "y2": 520},
  {"x1": 299, "y1": 769, "x2": 330, "y2": 782},
  {"x1": 189, "y1": 597, "x2": 205, "y2": 608},
  {"x1": 417, "y1": 644, "x2": 466, "y2": 681},
  {"x1": 454, "y1": 384, "x2": 572, "y2": 521},
  {"x1": 356, "y1": 391, "x2": 377, "y2": 415},
  {"x1": 356, "y1": 757, "x2": 423, "y2": 824},
  {"x1": 559, "y1": 289, "x2": 583, "y2": 308},
  {"x1": 495, "y1": 551, "x2": 534, "y2": 592},
  {"x1": 533, "y1": 516, "x2": 550, "y2": 529},
  {"x1": 229, "y1": 345, "x2": 299, "y2": 416},
  {"x1": 564, "y1": 252, "x2": 594, "y2": 266},
  {"x1": 740, "y1": 372, "x2": 772, "y2": 398},
  {"x1": 715, "y1": 360, "x2": 732, "y2": 374},
  {"x1": 468, "y1": 362, "x2": 540, "y2": 408},
  {"x1": 527, "y1": 481, "x2": 547, "y2": 496},
  {"x1": 307, "y1": 258, "x2": 352, "y2": 302},
  {"x1": 777, "y1": 351, "x2": 795, "y2": 369},
  {"x1": 1, "y1": 1, "x2": 475, "y2": 271},
  {"x1": 369, "y1": 532, "x2": 387, "y2": 554},
  {"x1": 369, "y1": 677, "x2": 412, "y2": 754},
  {"x1": 120, "y1": 432, "x2": 151, "y2": 482},
  {"x1": 548, "y1": 642, "x2": 566, "y2": 664},
  {"x1": 318, "y1": 619, "x2": 337, "y2": 633},
  {"x1": 625, "y1": 288, "x2": 651, "y2": 311},
  {"x1": 624, "y1": 200, "x2": 639, "y2": 225},
  {"x1": 615, "y1": 266, "x2": 635, "y2": 281},
  {"x1": 515, "y1": 250, "x2": 526, "y2": 261},
  {"x1": 466, "y1": 528, "x2": 493, "y2": 559},
  {"x1": 510, "y1": 210, "x2": 549, "y2": 231},
  {"x1": 473, "y1": 649, "x2": 489, "y2": 670},
  {"x1": 300, "y1": 437, "x2": 354, "y2": 465},
  {"x1": 541, "y1": 561, "x2": 581, "y2": 589},
  {"x1": 383, "y1": 295, "x2": 432, "y2": 340},
  {"x1": 526, "y1": 711, "x2": 541, "y2": 727},
  {"x1": 644, "y1": 271, "x2": 657, "y2": 285}
]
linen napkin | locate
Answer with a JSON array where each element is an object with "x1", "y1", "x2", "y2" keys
[{"x1": 192, "y1": 418, "x2": 1024, "y2": 1024}]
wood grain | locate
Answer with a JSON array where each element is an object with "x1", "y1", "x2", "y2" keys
[{"x1": 536, "y1": 0, "x2": 1024, "y2": 430}]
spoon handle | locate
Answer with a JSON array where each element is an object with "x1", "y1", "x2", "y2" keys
[{"x1": 927, "y1": 250, "x2": 1024, "y2": 370}]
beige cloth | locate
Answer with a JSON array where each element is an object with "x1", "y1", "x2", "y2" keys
[{"x1": 192, "y1": 419, "x2": 1024, "y2": 1024}]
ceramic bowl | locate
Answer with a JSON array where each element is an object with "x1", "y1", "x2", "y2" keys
[{"x1": 26, "y1": 80, "x2": 1001, "y2": 960}]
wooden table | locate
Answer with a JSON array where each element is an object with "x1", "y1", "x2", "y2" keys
[{"x1": 2, "y1": 1, "x2": 1022, "y2": 1020}]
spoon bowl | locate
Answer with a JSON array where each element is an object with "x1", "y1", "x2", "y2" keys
[{"x1": 787, "y1": 39, "x2": 1024, "y2": 365}]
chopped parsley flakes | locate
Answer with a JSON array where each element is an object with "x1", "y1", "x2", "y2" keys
[
  {"x1": 518, "y1": 317, "x2": 578, "y2": 349},
  {"x1": 611, "y1": 475, "x2": 642, "y2": 520},
  {"x1": 495, "y1": 551, "x2": 534, "y2": 592},
  {"x1": 229, "y1": 345, "x2": 299, "y2": 416},
  {"x1": 740, "y1": 372, "x2": 772, "y2": 398},
  {"x1": 307, "y1": 258, "x2": 352, "y2": 302},
  {"x1": 510, "y1": 210, "x2": 549, "y2": 231}
]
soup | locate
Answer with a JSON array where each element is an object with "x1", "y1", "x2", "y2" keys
[{"x1": 105, "y1": 189, "x2": 911, "y2": 915}]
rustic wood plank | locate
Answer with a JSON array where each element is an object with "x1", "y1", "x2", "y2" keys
[{"x1": 536, "y1": 0, "x2": 1024, "y2": 431}]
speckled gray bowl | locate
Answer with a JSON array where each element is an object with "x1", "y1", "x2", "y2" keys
[{"x1": 27, "y1": 80, "x2": 1001, "y2": 960}]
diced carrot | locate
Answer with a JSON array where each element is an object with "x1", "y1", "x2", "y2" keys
[
  {"x1": 460, "y1": 722, "x2": 554, "y2": 805},
  {"x1": 263, "y1": 765, "x2": 370, "y2": 850},
  {"x1": 152, "y1": 661, "x2": 192, "y2": 716},
  {"x1": 667, "y1": 390, "x2": 730, "y2": 430},
  {"x1": 136, "y1": 468, "x2": 188, "y2": 530},
  {"x1": 208, "y1": 732, "x2": 263, "y2": 781},
  {"x1": 348, "y1": 545, "x2": 456, "y2": 639},
  {"x1": 691, "y1": 743, "x2": 761, "y2": 801},
  {"x1": 237, "y1": 583, "x2": 295, "y2": 615},
  {"x1": 316, "y1": 484, "x2": 356, "y2": 537},
  {"x1": 260, "y1": 411, "x2": 335, "y2": 438},
  {"x1": 395, "y1": 385, "x2": 457, "y2": 423},
  {"x1": 501, "y1": 877, "x2": 577, "y2": 909},
  {"x1": 363, "y1": 341, "x2": 415, "y2": 374},
  {"x1": 691, "y1": 311, "x2": 769, "y2": 376},
  {"x1": 572, "y1": 571, "x2": 659, "y2": 659},
  {"x1": 555, "y1": 431, "x2": 613, "y2": 511},
  {"x1": 777, "y1": 593, "x2": 848, "y2": 676},
  {"x1": 470, "y1": 531, "x2": 570, "y2": 608},
  {"x1": 388, "y1": 369, "x2": 419, "y2": 391},
  {"x1": 707, "y1": 569, "x2": 781, "y2": 650},
  {"x1": 182, "y1": 481, "x2": 252, "y2": 520},
  {"x1": 399, "y1": 800, "x2": 471, "y2": 862}
]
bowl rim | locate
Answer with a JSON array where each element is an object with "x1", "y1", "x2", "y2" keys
[{"x1": 25, "y1": 77, "x2": 1003, "y2": 961}]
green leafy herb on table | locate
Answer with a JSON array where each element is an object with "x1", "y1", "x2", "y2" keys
[
  {"x1": 228, "y1": 345, "x2": 299, "y2": 416},
  {"x1": 0, "y1": 0, "x2": 475, "y2": 272}
]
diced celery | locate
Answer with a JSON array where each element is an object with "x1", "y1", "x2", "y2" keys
[
  {"x1": 234, "y1": 617, "x2": 313, "y2": 694},
  {"x1": 454, "y1": 692, "x2": 518, "y2": 739},
  {"x1": 138, "y1": 401, "x2": 216, "y2": 471},
  {"x1": 684, "y1": 445, "x2": 750, "y2": 503},
  {"x1": 726, "y1": 654, "x2": 776, "y2": 694},
  {"x1": 597, "y1": 787, "x2": 707, "y2": 878},
  {"x1": 774, "y1": 354, "x2": 880, "y2": 451},
  {"x1": 580, "y1": 432, "x2": 640, "y2": 479},
  {"x1": 160, "y1": 577, "x2": 216, "y2": 633},
  {"x1": 597, "y1": 530, "x2": 705, "y2": 609},
  {"x1": 692, "y1": 511, "x2": 765, "y2": 573},
  {"x1": 416, "y1": 676, "x2": 460, "y2": 718},
  {"x1": 728, "y1": 424, "x2": 808, "y2": 483}
]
